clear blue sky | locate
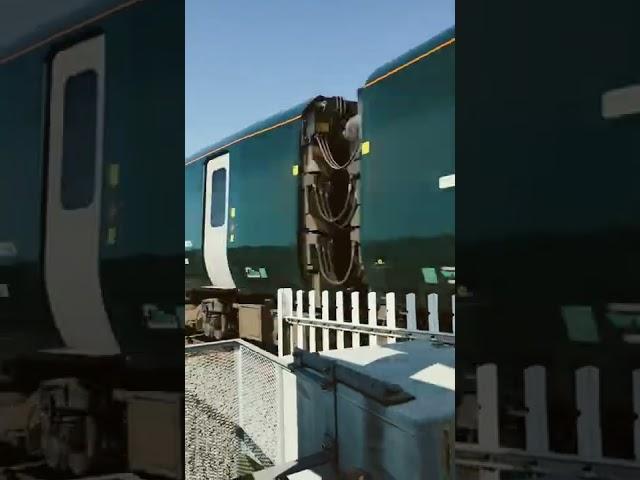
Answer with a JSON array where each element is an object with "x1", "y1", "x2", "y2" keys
[{"x1": 185, "y1": 0, "x2": 454, "y2": 157}]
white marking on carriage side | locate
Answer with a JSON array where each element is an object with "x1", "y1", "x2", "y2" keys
[
  {"x1": 45, "y1": 34, "x2": 119, "y2": 353},
  {"x1": 439, "y1": 173, "x2": 455, "y2": 189},
  {"x1": 602, "y1": 84, "x2": 640, "y2": 119},
  {"x1": 203, "y1": 153, "x2": 235, "y2": 289}
]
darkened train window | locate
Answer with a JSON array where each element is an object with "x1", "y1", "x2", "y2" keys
[
  {"x1": 211, "y1": 168, "x2": 227, "y2": 227},
  {"x1": 61, "y1": 70, "x2": 98, "y2": 210}
]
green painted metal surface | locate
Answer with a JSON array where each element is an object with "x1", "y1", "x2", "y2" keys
[
  {"x1": 184, "y1": 161, "x2": 207, "y2": 291},
  {"x1": 0, "y1": 46, "x2": 62, "y2": 357},
  {"x1": 457, "y1": 2, "x2": 640, "y2": 304},
  {"x1": 0, "y1": 0, "x2": 184, "y2": 356},
  {"x1": 226, "y1": 118, "x2": 305, "y2": 294},
  {"x1": 359, "y1": 27, "x2": 455, "y2": 295},
  {"x1": 185, "y1": 99, "x2": 328, "y2": 296}
]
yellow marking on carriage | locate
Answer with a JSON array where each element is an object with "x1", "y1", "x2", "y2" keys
[{"x1": 107, "y1": 227, "x2": 117, "y2": 245}]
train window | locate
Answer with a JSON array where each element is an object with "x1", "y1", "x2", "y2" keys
[
  {"x1": 211, "y1": 168, "x2": 227, "y2": 227},
  {"x1": 61, "y1": 70, "x2": 98, "y2": 210}
]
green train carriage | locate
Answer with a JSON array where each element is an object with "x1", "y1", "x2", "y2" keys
[
  {"x1": 358, "y1": 26, "x2": 455, "y2": 303},
  {"x1": 0, "y1": 0, "x2": 184, "y2": 475},
  {"x1": 184, "y1": 27, "x2": 456, "y2": 340}
]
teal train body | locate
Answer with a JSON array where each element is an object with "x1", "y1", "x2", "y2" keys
[
  {"x1": 185, "y1": 100, "x2": 314, "y2": 297},
  {"x1": 359, "y1": 27, "x2": 455, "y2": 296},
  {"x1": 0, "y1": 0, "x2": 184, "y2": 359},
  {"x1": 184, "y1": 27, "x2": 456, "y2": 303}
]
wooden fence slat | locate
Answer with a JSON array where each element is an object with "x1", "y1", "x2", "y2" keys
[
  {"x1": 336, "y1": 292, "x2": 345, "y2": 350},
  {"x1": 321, "y1": 290, "x2": 330, "y2": 351},
  {"x1": 524, "y1": 365, "x2": 549, "y2": 453},
  {"x1": 451, "y1": 294, "x2": 456, "y2": 334},
  {"x1": 428, "y1": 293, "x2": 439, "y2": 332},
  {"x1": 308, "y1": 291, "x2": 317, "y2": 353},
  {"x1": 277, "y1": 289, "x2": 284, "y2": 357},
  {"x1": 576, "y1": 366, "x2": 602, "y2": 459},
  {"x1": 477, "y1": 364, "x2": 499, "y2": 451},
  {"x1": 406, "y1": 293, "x2": 417, "y2": 331},
  {"x1": 277, "y1": 288, "x2": 294, "y2": 357},
  {"x1": 351, "y1": 291, "x2": 360, "y2": 347},
  {"x1": 368, "y1": 292, "x2": 378, "y2": 346},
  {"x1": 385, "y1": 293, "x2": 396, "y2": 344},
  {"x1": 296, "y1": 290, "x2": 305, "y2": 350},
  {"x1": 279, "y1": 289, "x2": 454, "y2": 355}
]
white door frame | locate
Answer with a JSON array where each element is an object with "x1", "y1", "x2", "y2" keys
[
  {"x1": 44, "y1": 35, "x2": 119, "y2": 354},
  {"x1": 203, "y1": 153, "x2": 235, "y2": 289}
]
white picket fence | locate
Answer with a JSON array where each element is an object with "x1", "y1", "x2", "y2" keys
[
  {"x1": 276, "y1": 288, "x2": 455, "y2": 357},
  {"x1": 276, "y1": 289, "x2": 640, "y2": 478},
  {"x1": 457, "y1": 364, "x2": 640, "y2": 479}
]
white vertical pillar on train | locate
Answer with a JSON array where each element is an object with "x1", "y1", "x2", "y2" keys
[
  {"x1": 203, "y1": 153, "x2": 235, "y2": 289},
  {"x1": 45, "y1": 35, "x2": 119, "y2": 354}
]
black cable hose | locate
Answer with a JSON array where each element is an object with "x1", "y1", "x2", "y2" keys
[
  {"x1": 314, "y1": 134, "x2": 360, "y2": 171},
  {"x1": 311, "y1": 177, "x2": 357, "y2": 227},
  {"x1": 317, "y1": 241, "x2": 358, "y2": 286}
]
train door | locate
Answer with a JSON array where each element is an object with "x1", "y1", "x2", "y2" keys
[
  {"x1": 44, "y1": 35, "x2": 119, "y2": 354},
  {"x1": 203, "y1": 154, "x2": 235, "y2": 289}
]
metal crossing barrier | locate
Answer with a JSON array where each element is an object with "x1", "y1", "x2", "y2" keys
[{"x1": 276, "y1": 288, "x2": 455, "y2": 357}]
